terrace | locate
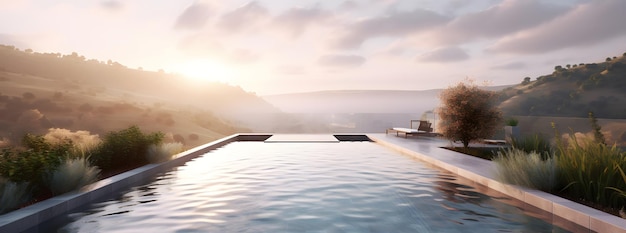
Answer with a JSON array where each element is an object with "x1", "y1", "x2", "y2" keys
[{"x1": 1, "y1": 134, "x2": 625, "y2": 232}]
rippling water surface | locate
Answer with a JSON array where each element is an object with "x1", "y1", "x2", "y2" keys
[{"x1": 56, "y1": 142, "x2": 569, "y2": 232}]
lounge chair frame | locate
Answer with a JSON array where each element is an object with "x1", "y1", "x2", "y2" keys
[{"x1": 386, "y1": 120, "x2": 433, "y2": 138}]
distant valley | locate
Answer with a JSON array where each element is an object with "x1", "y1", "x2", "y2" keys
[{"x1": 1, "y1": 44, "x2": 625, "y2": 146}]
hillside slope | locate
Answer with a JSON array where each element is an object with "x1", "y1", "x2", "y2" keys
[
  {"x1": 0, "y1": 45, "x2": 282, "y2": 147},
  {"x1": 498, "y1": 53, "x2": 626, "y2": 119}
]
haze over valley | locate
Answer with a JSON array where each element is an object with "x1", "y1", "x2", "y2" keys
[{"x1": 1, "y1": 0, "x2": 625, "y2": 146}]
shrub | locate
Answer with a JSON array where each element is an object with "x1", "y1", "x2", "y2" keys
[
  {"x1": 90, "y1": 126, "x2": 163, "y2": 173},
  {"x1": 0, "y1": 135, "x2": 70, "y2": 187},
  {"x1": 146, "y1": 142, "x2": 183, "y2": 163},
  {"x1": 438, "y1": 81, "x2": 503, "y2": 148},
  {"x1": 0, "y1": 179, "x2": 31, "y2": 214},
  {"x1": 45, "y1": 158, "x2": 100, "y2": 195},
  {"x1": 493, "y1": 149, "x2": 558, "y2": 192},
  {"x1": 510, "y1": 134, "x2": 552, "y2": 159},
  {"x1": 505, "y1": 118, "x2": 519, "y2": 126}
]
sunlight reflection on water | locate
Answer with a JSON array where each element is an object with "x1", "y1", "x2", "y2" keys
[{"x1": 55, "y1": 142, "x2": 570, "y2": 233}]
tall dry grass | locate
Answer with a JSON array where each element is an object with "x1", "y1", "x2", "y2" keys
[
  {"x1": 493, "y1": 148, "x2": 559, "y2": 192},
  {"x1": 43, "y1": 128, "x2": 101, "y2": 157},
  {"x1": 146, "y1": 142, "x2": 183, "y2": 163},
  {"x1": 555, "y1": 135, "x2": 626, "y2": 208}
]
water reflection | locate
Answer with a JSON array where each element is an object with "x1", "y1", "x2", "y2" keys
[{"x1": 52, "y1": 142, "x2": 571, "y2": 233}]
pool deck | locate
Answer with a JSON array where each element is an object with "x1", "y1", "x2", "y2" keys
[
  {"x1": 1, "y1": 133, "x2": 625, "y2": 232},
  {"x1": 367, "y1": 133, "x2": 626, "y2": 233}
]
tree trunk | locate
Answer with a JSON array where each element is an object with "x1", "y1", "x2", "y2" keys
[{"x1": 462, "y1": 140, "x2": 469, "y2": 148}]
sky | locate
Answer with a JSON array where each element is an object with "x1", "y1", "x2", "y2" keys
[{"x1": 1, "y1": 0, "x2": 625, "y2": 95}]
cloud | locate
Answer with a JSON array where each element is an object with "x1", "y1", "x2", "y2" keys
[
  {"x1": 338, "y1": 1, "x2": 360, "y2": 11},
  {"x1": 216, "y1": 1, "x2": 269, "y2": 33},
  {"x1": 273, "y1": 6, "x2": 334, "y2": 36},
  {"x1": 174, "y1": 2, "x2": 213, "y2": 30},
  {"x1": 331, "y1": 8, "x2": 449, "y2": 49},
  {"x1": 417, "y1": 47, "x2": 469, "y2": 63},
  {"x1": 491, "y1": 61, "x2": 527, "y2": 70},
  {"x1": 100, "y1": 0, "x2": 123, "y2": 11},
  {"x1": 317, "y1": 54, "x2": 366, "y2": 67},
  {"x1": 488, "y1": 0, "x2": 626, "y2": 54},
  {"x1": 434, "y1": 0, "x2": 569, "y2": 45}
]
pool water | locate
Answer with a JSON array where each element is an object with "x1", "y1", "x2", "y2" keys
[{"x1": 55, "y1": 142, "x2": 569, "y2": 232}]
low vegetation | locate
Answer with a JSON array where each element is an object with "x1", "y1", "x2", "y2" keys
[
  {"x1": 493, "y1": 113, "x2": 626, "y2": 215},
  {"x1": 89, "y1": 126, "x2": 163, "y2": 173},
  {"x1": 45, "y1": 158, "x2": 100, "y2": 195},
  {"x1": 509, "y1": 134, "x2": 552, "y2": 159},
  {"x1": 494, "y1": 149, "x2": 558, "y2": 192},
  {"x1": 146, "y1": 142, "x2": 183, "y2": 163},
  {"x1": 0, "y1": 179, "x2": 30, "y2": 214},
  {"x1": 0, "y1": 125, "x2": 178, "y2": 215}
]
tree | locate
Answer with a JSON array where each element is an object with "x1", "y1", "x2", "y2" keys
[
  {"x1": 438, "y1": 81, "x2": 503, "y2": 148},
  {"x1": 566, "y1": 64, "x2": 571, "y2": 69},
  {"x1": 521, "y1": 77, "x2": 531, "y2": 85}
]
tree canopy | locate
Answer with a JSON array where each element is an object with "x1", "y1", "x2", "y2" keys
[{"x1": 438, "y1": 82, "x2": 503, "y2": 148}]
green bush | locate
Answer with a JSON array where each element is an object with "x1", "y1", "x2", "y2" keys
[
  {"x1": 90, "y1": 126, "x2": 163, "y2": 173},
  {"x1": 45, "y1": 158, "x2": 100, "y2": 195},
  {"x1": 505, "y1": 118, "x2": 519, "y2": 126},
  {"x1": 0, "y1": 178, "x2": 31, "y2": 214},
  {"x1": 510, "y1": 134, "x2": 552, "y2": 159},
  {"x1": 146, "y1": 142, "x2": 183, "y2": 163},
  {"x1": 22, "y1": 133, "x2": 73, "y2": 154},
  {"x1": 0, "y1": 144, "x2": 67, "y2": 187},
  {"x1": 494, "y1": 149, "x2": 558, "y2": 192},
  {"x1": 555, "y1": 136, "x2": 626, "y2": 208}
]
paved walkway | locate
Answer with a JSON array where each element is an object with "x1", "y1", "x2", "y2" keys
[{"x1": 367, "y1": 133, "x2": 497, "y2": 181}]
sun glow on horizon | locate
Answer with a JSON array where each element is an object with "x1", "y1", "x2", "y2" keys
[{"x1": 171, "y1": 59, "x2": 236, "y2": 83}]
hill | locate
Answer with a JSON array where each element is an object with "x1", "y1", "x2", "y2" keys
[
  {"x1": 0, "y1": 45, "x2": 283, "y2": 147},
  {"x1": 496, "y1": 52, "x2": 626, "y2": 146},
  {"x1": 498, "y1": 52, "x2": 626, "y2": 119}
]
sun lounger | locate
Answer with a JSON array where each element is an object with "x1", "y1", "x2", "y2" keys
[{"x1": 386, "y1": 120, "x2": 434, "y2": 138}]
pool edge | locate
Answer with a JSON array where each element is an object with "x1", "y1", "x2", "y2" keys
[
  {"x1": 0, "y1": 133, "x2": 270, "y2": 233},
  {"x1": 367, "y1": 133, "x2": 626, "y2": 233},
  {"x1": 2, "y1": 133, "x2": 625, "y2": 233}
]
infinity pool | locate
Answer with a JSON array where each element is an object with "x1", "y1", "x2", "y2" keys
[{"x1": 53, "y1": 142, "x2": 569, "y2": 232}]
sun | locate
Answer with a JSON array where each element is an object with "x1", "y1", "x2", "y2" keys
[{"x1": 173, "y1": 59, "x2": 235, "y2": 83}]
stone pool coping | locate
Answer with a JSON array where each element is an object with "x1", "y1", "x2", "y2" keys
[
  {"x1": 1, "y1": 133, "x2": 624, "y2": 232},
  {"x1": 367, "y1": 133, "x2": 626, "y2": 233}
]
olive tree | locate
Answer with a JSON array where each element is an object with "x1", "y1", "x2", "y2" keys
[{"x1": 438, "y1": 82, "x2": 503, "y2": 148}]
